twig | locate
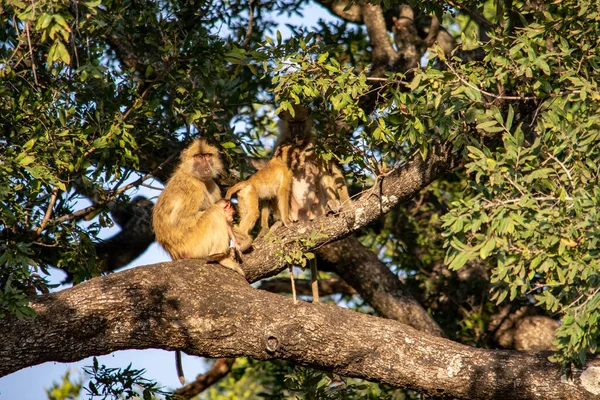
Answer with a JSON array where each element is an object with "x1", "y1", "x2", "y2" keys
[
  {"x1": 483, "y1": 195, "x2": 573, "y2": 209},
  {"x1": 174, "y1": 358, "x2": 236, "y2": 399},
  {"x1": 53, "y1": 149, "x2": 179, "y2": 224},
  {"x1": 573, "y1": 286, "x2": 600, "y2": 315},
  {"x1": 259, "y1": 278, "x2": 357, "y2": 296},
  {"x1": 446, "y1": 62, "x2": 584, "y2": 101},
  {"x1": 114, "y1": 150, "x2": 179, "y2": 196},
  {"x1": 443, "y1": 0, "x2": 495, "y2": 31},
  {"x1": 34, "y1": 188, "x2": 59, "y2": 236},
  {"x1": 25, "y1": 22, "x2": 39, "y2": 86},
  {"x1": 446, "y1": 62, "x2": 535, "y2": 101},
  {"x1": 529, "y1": 99, "x2": 545, "y2": 127},
  {"x1": 140, "y1": 183, "x2": 163, "y2": 191},
  {"x1": 242, "y1": 0, "x2": 254, "y2": 48},
  {"x1": 546, "y1": 153, "x2": 575, "y2": 192}
]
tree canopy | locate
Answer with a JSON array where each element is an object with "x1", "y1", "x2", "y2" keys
[{"x1": 1, "y1": 0, "x2": 600, "y2": 398}]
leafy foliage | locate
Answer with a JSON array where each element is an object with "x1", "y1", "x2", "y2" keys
[
  {"x1": 1, "y1": 0, "x2": 600, "y2": 397},
  {"x1": 83, "y1": 358, "x2": 170, "y2": 400},
  {"x1": 440, "y1": 0, "x2": 600, "y2": 364},
  {"x1": 204, "y1": 359, "x2": 416, "y2": 400}
]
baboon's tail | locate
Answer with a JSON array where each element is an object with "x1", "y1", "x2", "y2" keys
[
  {"x1": 225, "y1": 181, "x2": 246, "y2": 199},
  {"x1": 175, "y1": 350, "x2": 185, "y2": 385}
]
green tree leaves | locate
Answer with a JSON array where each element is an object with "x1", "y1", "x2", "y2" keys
[{"x1": 441, "y1": 0, "x2": 600, "y2": 362}]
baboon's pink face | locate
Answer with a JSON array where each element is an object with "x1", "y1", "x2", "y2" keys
[{"x1": 219, "y1": 200, "x2": 235, "y2": 222}]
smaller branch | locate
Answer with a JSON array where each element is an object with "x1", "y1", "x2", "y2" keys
[
  {"x1": 173, "y1": 358, "x2": 235, "y2": 399},
  {"x1": 424, "y1": 16, "x2": 442, "y2": 47},
  {"x1": 529, "y1": 100, "x2": 545, "y2": 127},
  {"x1": 443, "y1": 0, "x2": 495, "y2": 32},
  {"x1": 361, "y1": 3, "x2": 399, "y2": 70},
  {"x1": 259, "y1": 278, "x2": 357, "y2": 296},
  {"x1": 546, "y1": 153, "x2": 575, "y2": 192},
  {"x1": 113, "y1": 150, "x2": 178, "y2": 195},
  {"x1": 572, "y1": 287, "x2": 600, "y2": 314},
  {"x1": 446, "y1": 62, "x2": 582, "y2": 101},
  {"x1": 483, "y1": 195, "x2": 573, "y2": 209},
  {"x1": 53, "y1": 150, "x2": 178, "y2": 224},
  {"x1": 446, "y1": 62, "x2": 535, "y2": 101},
  {"x1": 242, "y1": 0, "x2": 254, "y2": 48},
  {"x1": 25, "y1": 22, "x2": 39, "y2": 86},
  {"x1": 317, "y1": 0, "x2": 363, "y2": 22},
  {"x1": 505, "y1": 174, "x2": 525, "y2": 196},
  {"x1": 34, "y1": 188, "x2": 59, "y2": 236},
  {"x1": 140, "y1": 183, "x2": 163, "y2": 191}
]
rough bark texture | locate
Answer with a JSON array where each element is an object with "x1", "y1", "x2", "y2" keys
[
  {"x1": 1, "y1": 261, "x2": 597, "y2": 399},
  {"x1": 490, "y1": 306, "x2": 559, "y2": 351},
  {"x1": 318, "y1": 237, "x2": 444, "y2": 337}
]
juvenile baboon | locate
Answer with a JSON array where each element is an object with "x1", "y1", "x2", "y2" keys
[
  {"x1": 203, "y1": 199, "x2": 245, "y2": 277},
  {"x1": 225, "y1": 145, "x2": 294, "y2": 237}
]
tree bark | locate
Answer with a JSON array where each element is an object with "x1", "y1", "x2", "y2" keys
[
  {"x1": 1, "y1": 260, "x2": 597, "y2": 399},
  {"x1": 318, "y1": 237, "x2": 444, "y2": 337}
]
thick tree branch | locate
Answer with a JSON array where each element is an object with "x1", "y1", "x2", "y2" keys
[
  {"x1": 318, "y1": 237, "x2": 444, "y2": 337},
  {"x1": 490, "y1": 306, "x2": 559, "y2": 351},
  {"x1": 1, "y1": 261, "x2": 597, "y2": 399},
  {"x1": 242, "y1": 140, "x2": 461, "y2": 282},
  {"x1": 360, "y1": 4, "x2": 399, "y2": 73}
]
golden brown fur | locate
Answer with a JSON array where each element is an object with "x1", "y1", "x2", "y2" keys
[
  {"x1": 290, "y1": 144, "x2": 350, "y2": 221},
  {"x1": 153, "y1": 139, "x2": 246, "y2": 273},
  {"x1": 152, "y1": 139, "x2": 245, "y2": 384},
  {"x1": 277, "y1": 105, "x2": 350, "y2": 221},
  {"x1": 276, "y1": 105, "x2": 351, "y2": 303},
  {"x1": 225, "y1": 145, "x2": 294, "y2": 236}
]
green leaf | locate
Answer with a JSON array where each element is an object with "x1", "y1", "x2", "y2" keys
[
  {"x1": 55, "y1": 40, "x2": 71, "y2": 64},
  {"x1": 18, "y1": 155, "x2": 35, "y2": 166},
  {"x1": 53, "y1": 14, "x2": 71, "y2": 33},
  {"x1": 506, "y1": 105, "x2": 514, "y2": 131},
  {"x1": 480, "y1": 238, "x2": 496, "y2": 259},
  {"x1": 317, "y1": 52, "x2": 329, "y2": 63},
  {"x1": 448, "y1": 252, "x2": 470, "y2": 270},
  {"x1": 495, "y1": 289, "x2": 508, "y2": 305},
  {"x1": 467, "y1": 145, "x2": 486, "y2": 159},
  {"x1": 476, "y1": 120, "x2": 504, "y2": 133}
]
